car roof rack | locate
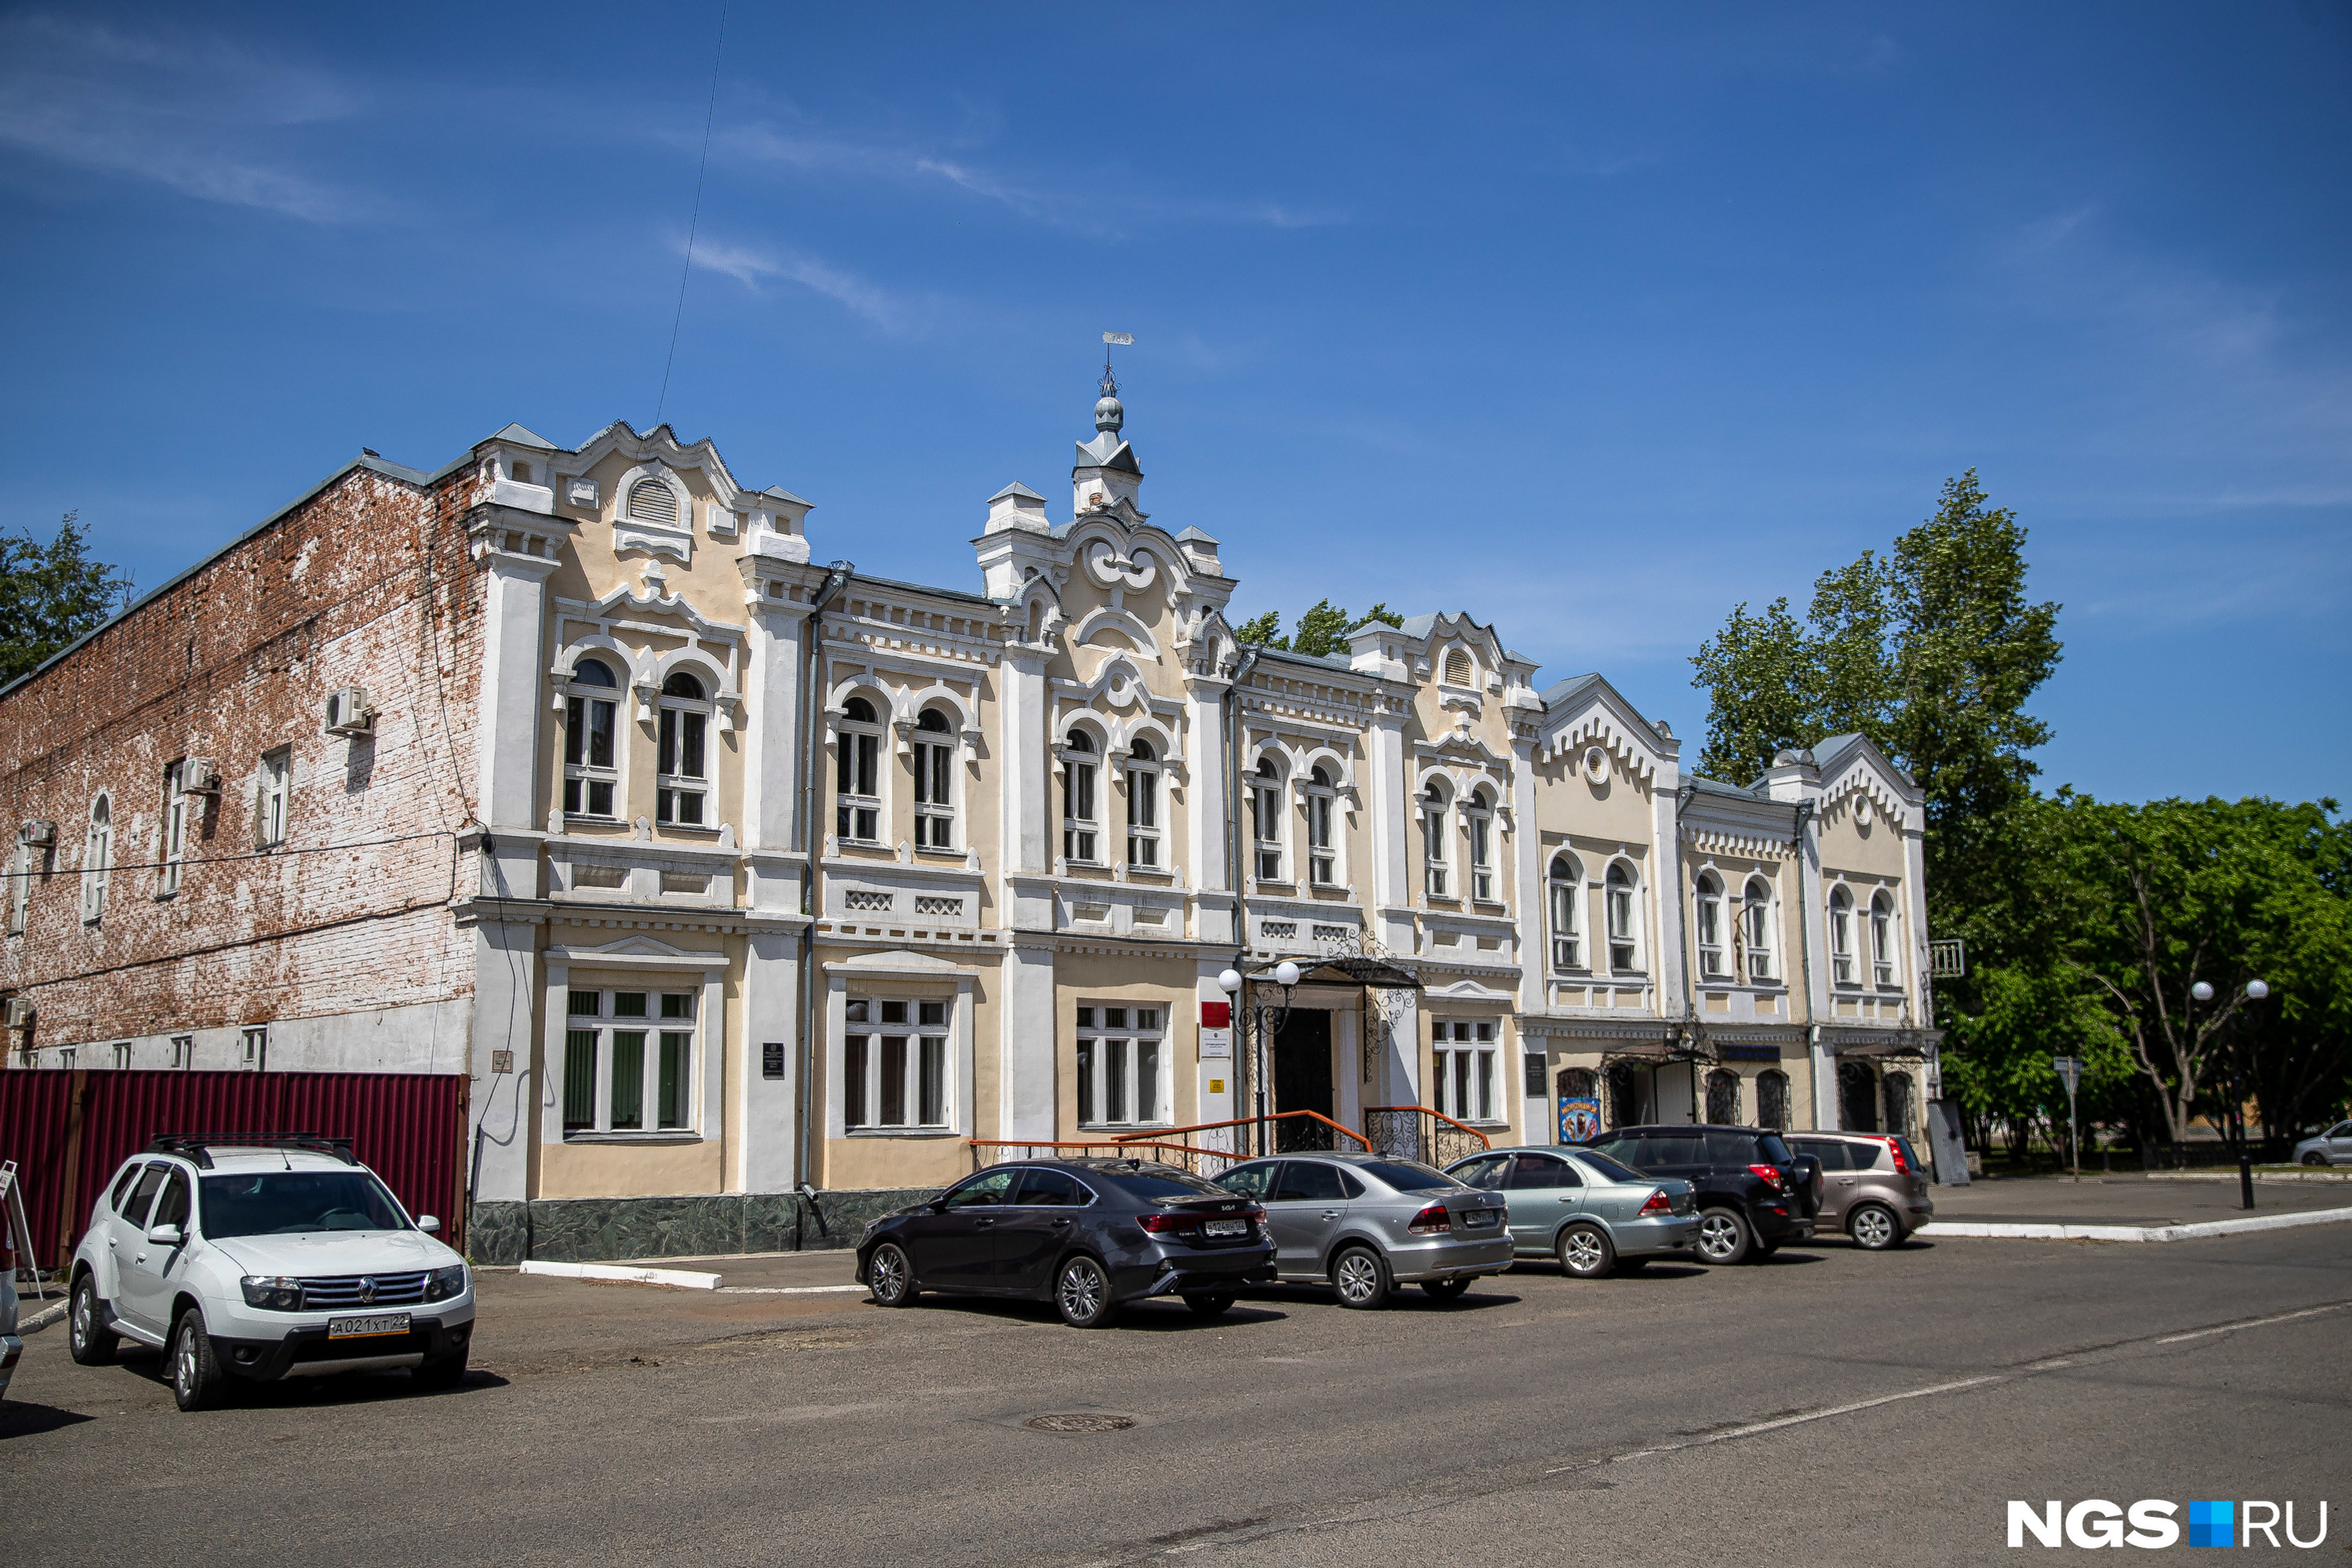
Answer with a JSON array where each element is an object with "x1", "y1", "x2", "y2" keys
[{"x1": 146, "y1": 1133, "x2": 358, "y2": 1170}]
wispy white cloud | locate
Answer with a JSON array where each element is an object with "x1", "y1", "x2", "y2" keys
[
  {"x1": 687, "y1": 235, "x2": 920, "y2": 333},
  {"x1": 0, "y1": 13, "x2": 382, "y2": 223}
]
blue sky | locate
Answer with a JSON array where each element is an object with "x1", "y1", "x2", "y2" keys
[{"x1": 2, "y1": 3, "x2": 2346, "y2": 804}]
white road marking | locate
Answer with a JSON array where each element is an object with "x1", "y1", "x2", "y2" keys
[
  {"x1": 2155, "y1": 1301, "x2": 2347, "y2": 1345},
  {"x1": 1917, "y1": 1205, "x2": 2352, "y2": 1243}
]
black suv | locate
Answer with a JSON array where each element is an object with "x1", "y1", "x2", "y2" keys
[{"x1": 1579, "y1": 1125, "x2": 1819, "y2": 1265}]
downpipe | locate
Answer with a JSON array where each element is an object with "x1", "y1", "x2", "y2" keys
[{"x1": 794, "y1": 563, "x2": 853, "y2": 1196}]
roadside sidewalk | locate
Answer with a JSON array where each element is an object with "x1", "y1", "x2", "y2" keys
[{"x1": 1926, "y1": 1174, "x2": 2352, "y2": 1228}]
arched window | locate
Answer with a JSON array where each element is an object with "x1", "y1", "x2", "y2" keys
[
  {"x1": 1742, "y1": 877, "x2": 1775, "y2": 982},
  {"x1": 1421, "y1": 781, "x2": 1450, "y2": 898},
  {"x1": 1705, "y1": 1068, "x2": 1741, "y2": 1125},
  {"x1": 1757, "y1": 1069, "x2": 1791, "y2": 1131},
  {"x1": 1465, "y1": 786, "x2": 1496, "y2": 902},
  {"x1": 628, "y1": 477, "x2": 679, "y2": 526},
  {"x1": 82, "y1": 796, "x2": 111, "y2": 924},
  {"x1": 1123, "y1": 736, "x2": 1159, "y2": 868},
  {"x1": 1062, "y1": 731, "x2": 1098, "y2": 862},
  {"x1": 1443, "y1": 647, "x2": 1473, "y2": 686},
  {"x1": 1548, "y1": 854, "x2": 1583, "y2": 970},
  {"x1": 1871, "y1": 891, "x2": 1897, "y2": 986},
  {"x1": 1694, "y1": 873, "x2": 1726, "y2": 979},
  {"x1": 1250, "y1": 757, "x2": 1284, "y2": 882},
  {"x1": 564, "y1": 657, "x2": 621, "y2": 818},
  {"x1": 1829, "y1": 886, "x2": 1856, "y2": 984},
  {"x1": 1606, "y1": 862, "x2": 1639, "y2": 971},
  {"x1": 837, "y1": 696, "x2": 883, "y2": 843},
  {"x1": 913, "y1": 708, "x2": 956, "y2": 850},
  {"x1": 1882, "y1": 1070, "x2": 1915, "y2": 1135},
  {"x1": 1305, "y1": 764, "x2": 1338, "y2": 886},
  {"x1": 655, "y1": 670, "x2": 710, "y2": 827}
]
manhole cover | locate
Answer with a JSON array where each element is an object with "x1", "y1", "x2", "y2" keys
[{"x1": 1025, "y1": 1414, "x2": 1136, "y2": 1433}]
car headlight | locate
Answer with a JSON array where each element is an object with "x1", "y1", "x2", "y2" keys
[
  {"x1": 241, "y1": 1276, "x2": 304, "y2": 1311},
  {"x1": 423, "y1": 1264, "x2": 468, "y2": 1302}
]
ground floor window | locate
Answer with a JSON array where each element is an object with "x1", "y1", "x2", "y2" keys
[
  {"x1": 845, "y1": 996, "x2": 951, "y2": 1130},
  {"x1": 1705, "y1": 1068, "x2": 1741, "y2": 1124},
  {"x1": 1076, "y1": 1005, "x2": 1165, "y2": 1127},
  {"x1": 1432, "y1": 1019, "x2": 1497, "y2": 1123},
  {"x1": 1758, "y1": 1069, "x2": 1791, "y2": 1130},
  {"x1": 566, "y1": 988, "x2": 696, "y2": 1133}
]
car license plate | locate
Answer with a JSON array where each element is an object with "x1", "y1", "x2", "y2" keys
[
  {"x1": 328, "y1": 1312, "x2": 410, "y2": 1340},
  {"x1": 1203, "y1": 1218, "x2": 1247, "y2": 1238},
  {"x1": 1462, "y1": 1209, "x2": 1501, "y2": 1229}
]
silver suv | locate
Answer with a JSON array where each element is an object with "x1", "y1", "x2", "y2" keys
[
  {"x1": 1787, "y1": 1133, "x2": 1934, "y2": 1250},
  {"x1": 1212, "y1": 1154, "x2": 1512, "y2": 1307}
]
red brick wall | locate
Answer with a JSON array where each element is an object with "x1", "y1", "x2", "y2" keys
[{"x1": 1, "y1": 461, "x2": 492, "y2": 1054}]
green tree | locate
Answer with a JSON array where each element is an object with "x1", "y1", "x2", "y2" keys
[
  {"x1": 1232, "y1": 600, "x2": 1406, "y2": 657},
  {"x1": 1351, "y1": 602, "x2": 1405, "y2": 632},
  {"x1": 1234, "y1": 610, "x2": 1287, "y2": 649},
  {"x1": 1, "y1": 512, "x2": 132, "y2": 686}
]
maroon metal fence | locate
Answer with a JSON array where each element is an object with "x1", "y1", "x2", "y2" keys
[{"x1": 0, "y1": 1070, "x2": 468, "y2": 1269}]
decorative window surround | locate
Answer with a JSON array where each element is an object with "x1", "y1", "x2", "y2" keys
[
  {"x1": 822, "y1": 949, "x2": 978, "y2": 1139},
  {"x1": 542, "y1": 936, "x2": 729, "y2": 1150}
]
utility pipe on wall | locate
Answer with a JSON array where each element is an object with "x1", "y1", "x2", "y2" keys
[{"x1": 793, "y1": 562, "x2": 853, "y2": 1192}]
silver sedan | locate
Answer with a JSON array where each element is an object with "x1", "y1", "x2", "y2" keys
[
  {"x1": 1446, "y1": 1145, "x2": 1700, "y2": 1278},
  {"x1": 1212, "y1": 1154, "x2": 1514, "y2": 1308}
]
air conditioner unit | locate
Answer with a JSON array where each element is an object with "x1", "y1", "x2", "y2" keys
[
  {"x1": 2, "y1": 997, "x2": 34, "y2": 1029},
  {"x1": 181, "y1": 757, "x2": 220, "y2": 794},
  {"x1": 325, "y1": 686, "x2": 376, "y2": 737},
  {"x1": 20, "y1": 819, "x2": 56, "y2": 847}
]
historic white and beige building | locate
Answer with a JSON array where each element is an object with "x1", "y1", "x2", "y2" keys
[{"x1": 0, "y1": 376, "x2": 1939, "y2": 1254}]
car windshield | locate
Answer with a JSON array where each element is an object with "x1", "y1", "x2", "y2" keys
[
  {"x1": 1570, "y1": 1150, "x2": 1646, "y2": 1183},
  {"x1": 1359, "y1": 1160, "x2": 1461, "y2": 1192},
  {"x1": 198, "y1": 1171, "x2": 409, "y2": 1237}
]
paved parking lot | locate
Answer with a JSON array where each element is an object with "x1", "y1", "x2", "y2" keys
[{"x1": 6, "y1": 1180, "x2": 2347, "y2": 1566}]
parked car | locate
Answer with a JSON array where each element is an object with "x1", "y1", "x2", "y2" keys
[
  {"x1": 857, "y1": 1158, "x2": 1274, "y2": 1328},
  {"x1": 1, "y1": 1234, "x2": 20, "y2": 1403},
  {"x1": 1577, "y1": 1124, "x2": 1818, "y2": 1265},
  {"x1": 1443, "y1": 1145, "x2": 1700, "y2": 1277},
  {"x1": 1208, "y1": 1153, "x2": 1513, "y2": 1307},
  {"x1": 1786, "y1": 1132, "x2": 1935, "y2": 1250},
  {"x1": 67, "y1": 1136, "x2": 473, "y2": 1411},
  {"x1": 2292, "y1": 1121, "x2": 2352, "y2": 1167}
]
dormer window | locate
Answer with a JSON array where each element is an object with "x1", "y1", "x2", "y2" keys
[
  {"x1": 913, "y1": 708, "x2": 956, "y2": 850},
  {"x1": 837, "y1": 697, "x2": 882, "y2": 844},
  {"x1": 629, "y1": 477, "x2": 679, "y2": 526},
  {"x1": 655, "y1": 672, "x2": 710, "y2": 828},
  {"x1": 1443, "y1": 648, "x2": 1472, "y2": 686},
  {"x1": 564, "y1": 658, "x2": 621, "y2": 818}
]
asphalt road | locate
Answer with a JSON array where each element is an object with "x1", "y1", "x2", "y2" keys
[{"x1": 5, "y1": 1196, "x2": 2348, "y2": 1566}]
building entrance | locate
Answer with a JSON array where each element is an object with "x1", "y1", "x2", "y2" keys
[{"x1": 1272, "y1": 1008, "x2": 1334, "y2": 1149}]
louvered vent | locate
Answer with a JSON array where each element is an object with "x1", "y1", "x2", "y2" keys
[{"x1": 629, "y1": 478, "x2": 680, "y2": 525}]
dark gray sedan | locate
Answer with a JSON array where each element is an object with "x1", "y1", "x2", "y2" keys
[
  {"x1": 1446, "y1": 1145, "x2": 1700, "y2": 1278},
  {"x1": 1211, "y1": 1154, "x2": 1512, "y2": 1308}
]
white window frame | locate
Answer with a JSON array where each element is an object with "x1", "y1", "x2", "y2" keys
[
  {"x1": 256, "y1": 747, "x2": 291, "y2": 848},
  {"x1": 1305, "y1": 764, "x2": 1341, "y2": 887},
  {"x1": 1123, "y1": 739, "x2": 1160, "y2": 869},
  {"x1": 564, "y1": 657, "x2": 622, "y2": 820},
  {"x1": 6, "y1": 840, "x2": 30, "y2": 937},
  {"x1": 655, "y1": 670, "x2": 713, "y2": 829},
  {"x1": 562, "y1": 986, "x2": 700, "y2": 1135},
  {"x1": 836, "y1": 696, "x2": 884, "y2": 844},
  {"x1": 1694, "y1": 874, "x2": 1726, "y2": 979},
  {"x1": 1548, "y1": 854, "x2": 1583, "y2": 971},
  {"x1": 1432, "y1": 1019, "x2": 1499, "y2": 1124},
  {"x1": 1871, "y1": 892, "x2": 1898, "y2": 987},
  {"x1": 1062, "y1": 732, "x2": 1101, "y2": 864},
  {"x1": 159, "y1": 760, "x2": 190, "y2": 898},
  {"x1": 1466, "y1": 789, "x2": 1497, "y2": 903},
  {"x1": 1250, "y1": 757, "x2": 1285, "y2": 883},
  {"x1": 843, "y1": 995, "x2": 954, "y2": 1131},
  {"x1": 1421, "y1": 783, "x2": 1450, "y2": 899},
  {"x1": 170, "y1": 1034, "x2": 194, "y2": 1069},
  {"x1": 1605, "y1": 862, "x2": 1639, "y2": 973},
  {"x1": 1076, "y1": 1004, "x2": 1169, "y2": 1128},
  {"x1": 82, "y1": 794, "x2": 111, "y2": 925},
  {"x1": 1741, "y1": 877, "x2": 1775, "y2": 982},
  {"x1": 1830, "y1": 887, "x2": 1857, "y2": 985},
  {"x1": 240, "y1": 1025, "x2": 267, "y2": 1070},
  {"x1": 913, "y1": 708, "x2": 956, "y2": 851}
]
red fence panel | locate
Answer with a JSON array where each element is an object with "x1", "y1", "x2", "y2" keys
[{"x1": 0, "y1": 1071, "x2": 466, "y2": 1269}]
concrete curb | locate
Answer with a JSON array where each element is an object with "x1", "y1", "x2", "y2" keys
[
  {"x1": 517, "y1": 1260, "x2": 722, "y2": 1290},
  {"x1": 1917, "y1": 1207, "x2": 2352, "y2": 1243},
  {"x1": 17, "y1": 1301, "x2": 67, "y2": 1334},
  {"x1": 2147, "y1": 1171, "x2": 2351, "y2": 1184}
]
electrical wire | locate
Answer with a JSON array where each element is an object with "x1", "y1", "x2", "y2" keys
[{"x1": 654, "y1": 2, "x2": 728, "y2": 428}]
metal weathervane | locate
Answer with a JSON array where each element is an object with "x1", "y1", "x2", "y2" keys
[{"x1": 1102, "y1": 331, "x2": 1133, "y2": 393}]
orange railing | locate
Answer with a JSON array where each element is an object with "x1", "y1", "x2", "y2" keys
[
  {"x1": 1362, "y1": 1105, "x2": 1492, "y2": 1167},
  {"x1": 967, "y1": 1139, "x2": 1260, "y2": 1176},
  {"x1": 1116, "y1": 1109, "x2": 1372, "y2": 1160}
]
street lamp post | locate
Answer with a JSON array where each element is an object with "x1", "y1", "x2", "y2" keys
[
  {"x1": 1218, "y1": 960, "x2": 1301, "y2": 1156},
  {"x1": 2190, "y1": 978, "x2": 2270, "y2": 1211}
]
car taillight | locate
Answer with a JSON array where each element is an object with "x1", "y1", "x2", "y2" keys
[
  {"x1": 1749, "y1": 1163, "x2": 1787, "y2": 1192},
  {"x1": 1408, "y1": 1203, "x2": 1453, "y2": 1235},
  {"x1": 1884, "y1": 1139, "x2": 1910, "y2": 1174},
  {"x1": 1138, "y1": 1212, "x2": 1202, "y2": 1233},
  {"x1": 1639, "y1": 1189, "x2": 1672, "y2": 1217}
]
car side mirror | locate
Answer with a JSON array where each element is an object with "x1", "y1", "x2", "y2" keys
[
  {"x1": 146, "y1": 1223, "x2": 183, "y2": 1247},
  {"x1": 927, "y1": 1198, "x2": 949, "y2": 1214},
  {"x1": 417, "y1": 1215, "x2": 441, "y2": 1234}
]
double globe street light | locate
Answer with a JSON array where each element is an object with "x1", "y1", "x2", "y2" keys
[
  {"x1": 1218, "y1": 960, "x2": 1301, "y2": 1157},
  {"x1": 2189, "y1": 978, "x2": 2270, "y2": 1210}
]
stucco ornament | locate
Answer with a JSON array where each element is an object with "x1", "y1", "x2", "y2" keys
[{"x1": 1084, "y1": 541, "x2": 1157, "y2": 591}]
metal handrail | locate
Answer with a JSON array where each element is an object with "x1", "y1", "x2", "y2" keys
[
  {"x1": 1360, "y1": 1104, "x2": 1493, "y2": 1167},
  {"x1": 967, "y1": 1139, "x2": 1256, "y2": 1176},
  {"x1": 1108, "y1": 1110, "x2": 1373, "y2": 1152},
  {"x1": 1363, "y1": 1105, "x2": 1493, "y2": 1149}
]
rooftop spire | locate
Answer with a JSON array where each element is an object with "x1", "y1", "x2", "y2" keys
[{"x1": 1095, "y1": 330, "x2": 1131, "y2": 435}]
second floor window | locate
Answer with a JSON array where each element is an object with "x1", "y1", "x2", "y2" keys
[
  {"x1": 1466, "y1": 788, "x2": 1495, "y2": 902},
  {"x1": 655, "y1": 671, "x2": 710, "y2": 827},
  {"x1": 256, "y1": 748, "x2": 290, "y2": 847},
  {"x1": 1548, "y1": 855, "x2": 1582, "y2": 969},
  {"x1": 1306, "y1": 764, "x2": 1337, "y2": 886},
  {"x1": 1871, "y1": 892, "x2": 1897, "y2": 985},
  {"x1": 913, "y1": 708, "x2": 956, "y2": 850},
  {"x1": 6, "y1": 839, "x2": 33, "y2": 937},
  {"x1": 1830, "y1": 887, "x2": 1856, "y2": 984},
  {"x1": 1063, "y1": 731, "x2": 1099, "y2": 862},
  {"x1": 837, "y1": 696, "x2": 881, "y2": 843},
  {"x1": 1695, "y1": 875, "x2": 1726, "y2": 978},
  {"x1": 1606, "y1": 862, "x2": 1639, "y2": 971},
  {"x1": 82, "y1": 796, "x2": 111, "y2": 924},
  {"x1": 1422, "y1": 783, "x2": 1449, "y2": 898},
  {"x1": 160, "y1": 761, "x2": 190, "y2": 897},
  {"x1": 1742, "y1": 878, "x2": 1774, "y2": 982},
  {"x1": 1250, "y1": 758, "x2": 1284, "y2": 881},
  {"x1": 1125, "y1": 738, "x2": 1160, "y2": 868},
  {"x1": 564, "y1": 657, "x2": 620, "y2": 818}
]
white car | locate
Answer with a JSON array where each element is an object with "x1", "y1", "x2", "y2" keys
[
  {"x1": 2292, "y1": 1122, "x2": 2352, "y2": 1167},
  {"x1": 67, "y1": 1136, "x2": 474, "y2": 1411},
  {"x1": 1, "y1": 1240, "x2": 20, "y2": 1402}
]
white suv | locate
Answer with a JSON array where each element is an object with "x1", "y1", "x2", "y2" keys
[{"x1": 67, "y1": 1136, "x2": 474, "y2": 1411}]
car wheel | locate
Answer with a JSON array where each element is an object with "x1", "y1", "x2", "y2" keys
[
  {"x1": 1849, "y1": 1202, "x2": 1902, "y2": 1250},
  {"x1": 2303, "y1": 1151, "x2": 2328, "y2": 1167},
  {"x1": 1557, "y1": 1222, "x2": 1616, "y2": 1279},
  {"x1": 1183, "y1": 1293, "x2": 1236, "y2": 1317},
  {"x1": 1695, "y1": 1207, "x2": 1754, "y2": 1266},
  {"x1": 412, "y1": 1346, "x2": 469, "y2": 1392},
  {"x1": 169, "y1": 1306, "x2": 227, "y2": 1413},
  {"x1": 69, "y1": 1274, "x2": 117, "y2": 1367},
  {"x1": 1330, "y1": 1245, "x2": 1391, "y2": 1309},
  {"x1": 867, "y1": 1243, "x2": 919, "y2": 1308},
  {"x1": 1055, "y1": 1255, "x2": 1119, "y2": 1328},
  {"x1": 1421, "y1": 1277, "x2": 1473, "y2": 1302}
]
